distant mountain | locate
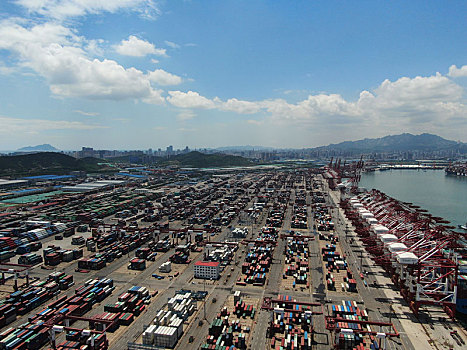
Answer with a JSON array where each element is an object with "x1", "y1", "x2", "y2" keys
[
  {"x1": 17, "y1": 144, "x2": 59, "y2": 152},
  {"x1": 165, "y1": 151, "x2": 252, "y2": 168},
  {"x1": 0, "y1": 152, "x2": 115, "y2": 176},
  {"x1": 310, "y1": 133, "x2": 467, "y2": 154}
]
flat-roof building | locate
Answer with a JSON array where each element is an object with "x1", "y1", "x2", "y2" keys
[
  {"x1": 61, "y1": 180, "x2": 125, "y2": 192},
  {"x1": 0, "y1": 179, "x2": 28, "y2": 189},
  {"x1": 194, "y1": 261, "x2": 220, "y2": 280}
]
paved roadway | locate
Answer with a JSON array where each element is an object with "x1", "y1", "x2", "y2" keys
[
  {"x1": 323, "y1": 178, "x2": 415, "y2": 350},
  {"x1": 174, "y1": 192, "x2": 271, "y2": 350},
  {"x1": 13, "y1": 174, "x2": 421, "y2": 350},
  {"x1": 3, "y1": 176, "x2": 258, "y2": 348},
  {"x1": 114, "y1": 183, "x2": 261, "y2": 349},
  {"x1": 247, "y1": 176, "x2": 415, "y2": 350},
  {"x1": 121, "y1": 174, "x2": 414, "y2": 350}
]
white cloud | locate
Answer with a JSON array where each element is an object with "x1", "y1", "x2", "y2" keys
[
  {"x1": 148, "y1": 69, "x2": 182, "y2": 86},
  {"x1": 0, "y1": 20, "x2": 165, "y2": 104},
  {"x1": 373, "y1": 73, "x2": 462, "y2": 105},
  {"x1": 115, "y1": 35, "x2": 166, "y2": 57},
  {"x1": 356, "y1": 73, "x2": 464, "y2": 128},
  {"x1": 15, "y1": 0, "x2": 160, "y2": 21},
  {"x1": 0, "y1": 115, "x2": 106, "y2": 134},
  {"x1": 167, "y1": 72, "x2": 467, "y2": 137},
  {"x1": 151, "y1": 58, "x2": 159, "y2": 64},
  {"x1": 141, "y1": 89, "x2": 165, "y2": 105},
  {"x1": 73, "y1": 110, "x2": 99, "y2": 116},
  {"x1": 113, "y1": 118, "x2": 130, "y2": 123},
  {"x1": 220, "y1": 98, "x2": 261, "y2": 114},
  {"x1": 178, "y1": 127, "x2": 197, "y2": 132},
  {"x1": 42, "y1": 49, "x2": 161, "y2": 101},
  {"x1": 176, "y1": 110, "x2": 196, "y2": 121},
  {"x1": 1, "y1": 12, "x2": 464, "y2": 137},
  {"x1": 283, "y1": 89, "x2": 309, "y2": 95},
  {"x1": 448, "y1": 64, "x2": 467, "y2": 78},
  {"x1": 153, "y1": 126, "x2": 166, "y2": 131},
  {"x1": 247, "y1": 119, "x2": 263, "y2": 125},
  {"x1": 0, "y1": 62, "x2": 16, "y2": 75},
  {"x1": 167, "y1": 91, "x2": 216, "y2": 109},
  {"x1": 165, "y1": 40, "x2": 180, "y2": 49},
  {"x1": 259, "y1": 74, "x2": 466, "y2": 129},
  {"x1": 85, "y1": 39, "x2": 105, "y2": 57},
  {"x1": 0, "y1": 20, "x2": 76, "y2": 49}
]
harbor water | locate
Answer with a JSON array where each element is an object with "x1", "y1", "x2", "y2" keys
[{"x1": 360, "y1": 169, "x2": 467, "y2": 228}]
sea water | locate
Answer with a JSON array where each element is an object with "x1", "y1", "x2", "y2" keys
[{"x1": 360, "y1": 169, "x2": 467, "y2": 228}]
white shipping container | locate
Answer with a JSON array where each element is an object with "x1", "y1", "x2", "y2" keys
[
  {"x1": 142, "y1": 325, "x2": 157, "y2": 345},
  {"x1": 159, "y1": 261, "x2": 172, "y2": 272},
  {"x1": 154, "y1": 309, "x2": 164, "y2": 324},
  {"x1": 153, "y1": 326, "x2": 178, "y2": 348},
  {"x1": 234, "y1": 290, "x2": 241, "y2": 304},
  {"x1": 169, "y1": 318, "x2": 183, "y2": 339}
]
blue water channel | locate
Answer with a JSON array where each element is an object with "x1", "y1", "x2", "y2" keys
[{"x1": 359, "y1": 169, "x2": 467, "y2": 228}]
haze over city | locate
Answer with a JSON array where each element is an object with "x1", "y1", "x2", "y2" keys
[{"x1": 0, "y1": 0, "x2": 466, "y2": 150}]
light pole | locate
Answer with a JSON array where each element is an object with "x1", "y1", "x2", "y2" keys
[
  {"x1": 203, "y1": 278, "x2": 207, "y2": 320},
  {"x1": 389, "y1": 302, "x2": 393, "y2": 324}
]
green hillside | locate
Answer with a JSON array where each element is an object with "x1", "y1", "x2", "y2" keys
[
  {"x1": 0, "y1": 152, "x2": 115, "y2": 176},
  {"x1": 165, "y1": 151, "x2": 252, "y2": 168}
]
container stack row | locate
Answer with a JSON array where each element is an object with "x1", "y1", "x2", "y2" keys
[
  {"x1": 313, "y1": 204, "x2": 334, "y2": 232},
  {"x1": 141, "y1": 291, "x2": 197, "y2": 348},
  {"x1": 101, "y1": 285, "x2": 149, "y2": 326},
  {"x1": 43, "y1": 245, "x2": 83, "y2": 266},
  {"x1": 266, "y1": 202, "x2": 286, "y2": 228},
  {"x1": 291, "y1": 202, "x2": 308, "y2": 229},
  {"x1": 322, "y1": 242, "x2": 356, "y2": 293},
  {"x1": 78, "y1": 231, "x2": 152, "y2": 271},
  {"x1": 202, "y1": 317, "x2": 249, "y2": 349},
  {"x1": 239, "y1": 245, "x2": 273, "y2": 286},
  {"x1": 0, "y1": 278, "x2": 113, "y2": 350},
  {"x1": 233, "y1": 299, "x2": 256, "y2": 319},
  {"x1": 283, "y1": 238, "x2": 310, "y2": 289},
  {"x1": 330, "y1": 301, "x2": 381, "y2": 350},
  {"x1": 0, "y1": 271, "x2": 74, "y2": 328},
  {"x1": 268, "y1": 295, "x2": 314, "y2": 350},
  {"x1": 0, "y1": 224, "x2": 75, "y2": 263},
  {"x1": 54, "y1": 332, "x2": 108, "y2": 350}
]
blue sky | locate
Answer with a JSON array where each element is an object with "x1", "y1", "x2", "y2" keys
[{"x1": 0, "y1": 0, "x2": 466, "y2": 150}]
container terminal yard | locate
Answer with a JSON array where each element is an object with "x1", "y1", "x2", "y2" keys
[{"x1": 0, "y1": 166, "x2": 465, "y2": 350}]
